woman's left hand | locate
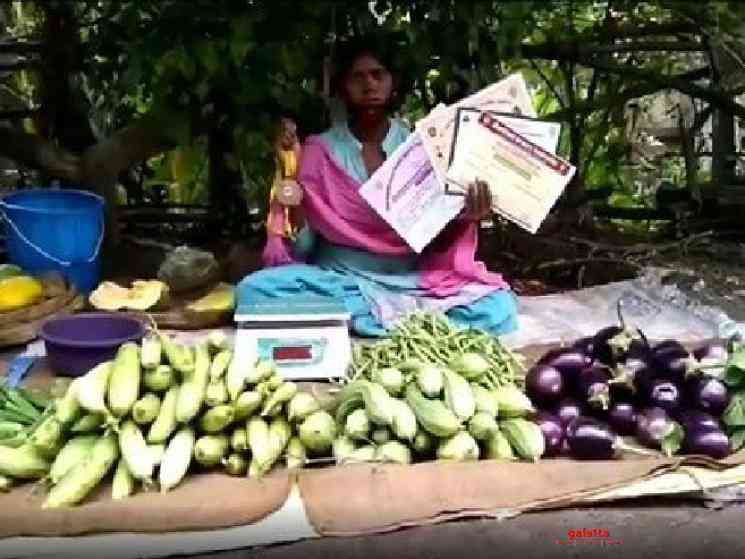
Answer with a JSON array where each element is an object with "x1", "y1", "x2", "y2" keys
[{"x1": 462, "y1": 180, "x2": 493, "y2": 222}]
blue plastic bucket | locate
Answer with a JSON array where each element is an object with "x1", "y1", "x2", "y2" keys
[{"x1": 0, "y1": 189, "x2": 105, "y2": 293}]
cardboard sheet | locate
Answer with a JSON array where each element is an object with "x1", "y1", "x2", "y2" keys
[
  {"x1": 0, "y1": 472, "x2": 292, "y2": 538},
  {"x1": 296, "y1": 458, "x2": 677, "y2": 537},
  {"x1": 0, "y1": 485, "x2": 317, "y2": 559}
]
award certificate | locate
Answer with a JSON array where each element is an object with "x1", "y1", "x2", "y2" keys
[
  {"x1": 415, "y1": 73, "x2": 536, "y2": 180},
  {"x1": 446, "y1": 111, "x2": 576, "y2": 234},
  {"x1": 359, "y1": 133, "x2": 464, "y2": 254}
]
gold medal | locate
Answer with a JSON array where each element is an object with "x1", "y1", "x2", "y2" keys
[{"x1": 276, "y1": 179, "x2": 303, "y2": 206}]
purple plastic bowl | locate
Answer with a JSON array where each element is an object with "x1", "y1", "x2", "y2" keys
[{"x1": 39, "y1": 313, "x2": 146, "y2": 377}]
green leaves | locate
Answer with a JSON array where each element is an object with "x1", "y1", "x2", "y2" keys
[
  {"x1": 723, "y1": 393, "x2": 745, "y2": 429},
  {"x1": 724, "y1": 347, "x2": 745, "y2": 388},
  {"x1": 729, "y1": 429, "x2": 745, "y2": 453},
  {"x1": 661, "y1": 422, "x2": 684, "y2": 458},
  {"x1": 230, "y1": 16, "x2": 255, "y2": 67},
  {"x1": 196, "y1": 41, "x2": 222, "y2": 78}
]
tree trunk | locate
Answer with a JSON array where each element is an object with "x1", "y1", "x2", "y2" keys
[
  {"x1": 711, "y1": 108, "x2": 736, "y2": 188},
  {"x1": 207, "y1": 122, "x2": 242, "y2": 237},
  {"x1": 38, "y1": 3, "x2": 97, "y2": 158}
]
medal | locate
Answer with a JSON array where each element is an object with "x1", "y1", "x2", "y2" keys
[{"x1": 276, "y1": 179, "x2": 303, "y2": 206}]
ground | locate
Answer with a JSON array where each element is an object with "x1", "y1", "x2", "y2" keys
[{"x1": 180, "y1": 498, "x2": 745, "y2": 559}]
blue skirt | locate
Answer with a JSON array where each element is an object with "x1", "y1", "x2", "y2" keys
[{"x1": 237, "y1": 263, "x2": 518, "y2": 338}]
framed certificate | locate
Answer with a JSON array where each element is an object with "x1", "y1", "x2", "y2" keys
[{"x1": 445, "y1": 109, "x2": 576, "y2": 234}]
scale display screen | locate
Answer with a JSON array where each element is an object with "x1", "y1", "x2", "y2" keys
[{"x1": 273, "y1": 345, "x2": 313, "y2": 361}]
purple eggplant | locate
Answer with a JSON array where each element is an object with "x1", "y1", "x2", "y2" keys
[
  {"x1": 647, "y1": 379, "x2": 682, "y2": 412},
  {"x1": 608, "y1": 401, "x2": 638, "y2": 436},
  {"x1": 565, "y1": 417, "x2": 617, "y2": 460},
  {"x1": 592, "y1": 301, "x2": 651, "y2": 365},
  {"x1": 613, "y1": 343, "x2": 656, "y2": 394},
  {"x1": 592, "y1": 325, "x2": 624, "y2": 365},
  {"x1": 635, "y1": 407, "x2": 684, "y2": 456},
  {"x1": 675, "y1": 409, "x2": 721, "y2": 433},
  {"x1": 577, "y1": 366, "x2": 612, "y2": 410},
  {"x1": 693, "y1": 341, "x2": 728, "y2": 365},
  {"x1": 526, "y1": 364, "x2": 564, "y2": 406},
  {"x1": 565, "y1": 416, "x2": 655, "y2": 460},
  {"x1": 652, "y1": 341, "x2": 693, "y2": 382},
  {"x1": 687, "y1": 376, "x2": 730, "y2": 416},
  {"x1": 535, "y1": 412, "x2": 564, "y2": 457},
  {"x1": 572, "y1": 337, "x2": 596, "y2": 359},
  {"x1": 537, "y1": 348, "x2": 591, "y2": 389},
  {"x1": 553, "y1": 398, "x2": 585, "y2": 428},
  {"x1": 683, "y1": 428, "x2": 731, "y2": 459},
  {"x1": 654, "y1": 340, "x2": 688, "y2": 353}
]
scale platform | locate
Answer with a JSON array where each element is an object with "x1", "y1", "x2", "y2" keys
[{"x1": 234, "y1": 296, "x2": 352, "y2": 381}]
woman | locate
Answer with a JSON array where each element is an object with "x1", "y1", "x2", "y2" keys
[{"x1": 239, "y1": 36, "x2": 518, "y2": 337}]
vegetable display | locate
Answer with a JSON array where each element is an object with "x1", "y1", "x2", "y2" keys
[
  {"x1": 335, "y1": 313, "x2": 544, "y2": 465},
  {"x1": 0, "y1": 381, "x2": 51, "y2": 452},
  {"x1": 527, "y1": 301, "x2": 738, "y2": 460},
  {"x1": 1, "y1": 305, "x2": 743, "y2": 508},
  {"x1": 0, "y1": 329, "x2": 330, "y2": 507}
]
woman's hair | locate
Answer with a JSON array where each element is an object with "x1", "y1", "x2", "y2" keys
[{"x1": 331, "y1": 33, "x2": 409, "y2": 110}]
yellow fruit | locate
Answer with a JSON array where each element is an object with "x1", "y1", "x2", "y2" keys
[
  {"x1": 0, "y1": 276, "x2": 44, "y2": 312},
  {"x1": 89, "y1": 280, "x2": 170, "y2": 311},
  {"x1": 185, "y1": 283, "x2": 235, "y2": 315}
]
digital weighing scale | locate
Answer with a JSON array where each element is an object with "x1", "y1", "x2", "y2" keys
[{"x1": 233, "y1": 296, "x2": 352, "y2": 381}]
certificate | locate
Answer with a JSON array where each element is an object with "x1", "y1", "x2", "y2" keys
[
  {"x1": 415, "y1": 73, "x2": 536, "y2": 180},
  {"x1": 486, "y1": 113, "x2": 561, "y2": 155},
  {"x1": 446, "y1": 111, "x2": 576, "y2": 234},
  {"x1": 359, "y1": 133, "x2": 464, "y2": 253},
  {"x1": 445, "y1": 109, "x2": 562, "y2": 195}
]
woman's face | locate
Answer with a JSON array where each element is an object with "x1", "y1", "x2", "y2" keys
[{"x1": 341, "y1": 53, "x2": 393, "y2": 112}]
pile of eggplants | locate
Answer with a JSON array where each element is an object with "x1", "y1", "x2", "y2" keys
[{"x1": 525, "y1": 303, "x2": 734, "y2": 460}]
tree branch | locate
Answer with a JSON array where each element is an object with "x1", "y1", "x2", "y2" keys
[
  {"x1": 529, "y1": 59, "x2": 565, "y2": 109},
  {"x1": 577, "y1": 57, "x2": 745, "y2": 120},
  {"x1": 605, "y1": 21, "x2": 700, "y2": 38},
  {"x1": 0, "y1": 127, "x2": 81, "y2": 181},
  {"x1": 590, "y1": 41, "x2": 705, "y2": 53},
  {"x1": 543, "y1": 67, "x2": 711, "y2": 121},
  {"x1": 0, "y1": 110, "x2": 185, "y2": 188},
  {"x1": 0, "y1": 41, "x2": 43, "y2": 54}
]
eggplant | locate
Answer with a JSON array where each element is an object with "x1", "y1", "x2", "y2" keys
[
  {"x1": 652, "y1": 341, "x2": 693, "y2": 382},
  {"x1": 592, "y1": 325, "x2": 624, "y2": 365},
  {"x1": 537, "y1": 348, "x2": 591, "y2": 389},
  {"x1": 608, "y1": 401, "x2": 637, "y2": 436},
  {"x1": 591, "y1": 301, "x2": 650, "y2": 365},
  {"x1": 693, "y1": 342, "x2": 728, "y2": 365},
  {"x1": 572, "y1": 337, "x2": 596, "y2": 359},
  {"x1": 683, "y1": 428, "x2": 731, "y2": 459},
  {"x1": 646, "y1": 379, "x2": 682, "y2": 412},
  {"x1": 576, "y1": 366, "x2": 612, "y2": 410},
  {"x1": 687, "y1": 376, "x2": 730, "y2": 416},
  {"x1": 565, "y1": 417, "x2": 655, "y2": 460},
  {"x1": 635, "y1": 407, "x2": 684, "y2": 456},
  {"x1": 675, "y1": 409, "x2": 721, "y2": 433},
  {"x1": 553, "y1": 398, "x2": 585, "y2": 428},
  {"x1": 613, "y1": 343, "x2": 656, "y2": 394},
  {"x1": 534, "y1": 411, "x2": 564, "y2": 457},
  {"x1": 526, "y1": 364, "x2": 564, "y2": 406},
  {"x1": 565, "y1": 417, "x2": 617, "y2": 460},
  {"x1": 654, "y1": 340, "x2": 688, "y2": 354}
]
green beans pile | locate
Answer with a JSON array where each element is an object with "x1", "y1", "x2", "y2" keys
[
  {"x1": 0, "y1": 381, "x2": 51, "y2": 449},
  {"x1": 350, "y1": 312, "x2": 526, "y2": 389}
]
